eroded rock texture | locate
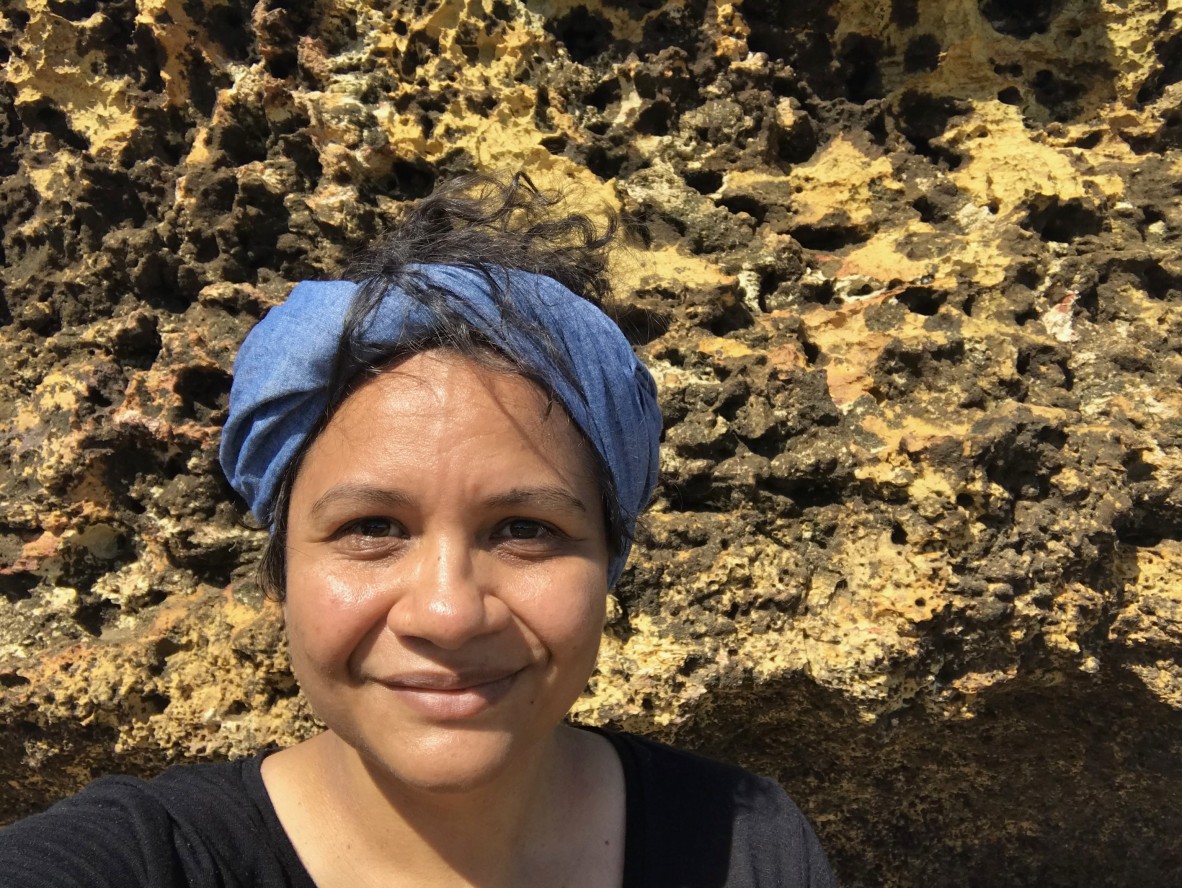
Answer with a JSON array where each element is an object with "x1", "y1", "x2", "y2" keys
[{"x1": 2, "y1": 0, "x2": 1181, "y2": 884}]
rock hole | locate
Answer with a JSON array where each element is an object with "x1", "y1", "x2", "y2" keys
[
  {"x1": 1124, "y1": 453, "x2": 1156, "y2": 483},
  {"x1": 742, "y1": 0, "x2": 843, "y2": 100},
  {"x1": 153, "y1": 636, "x2": 186, "y2": 665},
  {"x1": 799, "y1": 277, "x2": 836, "y2": 306},
  {"x1": 133, "y1": 22, "x2": 165, "y2": 92},
  {"x1": 790, "y1": 224, "x2": 870, "y2": 251},
  {"x1": 212, "y1": 112, "x2": 269, "y2": 166},
  {"x1": 194, "y1": 236, "x2": 220, "y2": 264},
  {"x1": 174, "y1": 365, "x2": 232, "y2": 417},
  {"x1": 866, "y1": 109, "x2": 889, "y2": 146},
  {"x1": 704, "y1": 301, "x2": 755, "y2": 335},
  {"x1": 585, "y1": 145, "x2": 625, "y2": 180},
  {"x1": 74, "y1": 600, "x2": 120, "y2": 637},
  {"x1": 892, "y1": 524, "x2": 908, "y2": 544},
  {"x1": 1059, "y1": 360, "x2": 1075, "y2": 391},
  {"x1": 612, "y1": 305, "x2": 672, "y2": 346},
  {"x1": 1137, "y1": 30, "x2": 1182, "y2": 105},
  {"x1": 534, "y1": 85, "x2": 553, "y2": 130},
  {"x1": 0, "y1": 672, "x2": 30, "y2": 688},
  {"x1": 892, "y1": 91, "x2": 969, "y2": 167},
  {"x1": 1115, "y1": 524, "x2": 1166, "y2": 548},
  {"x1": 839, "y1": 34, "x2": 885, "y2": 103},
  {"x1": 1127, "y1": 257, "x2": 1182, "y2": 300},
  {"x1": 912, "y1": 195, "x2": 944, "y2": 224},
  {"x1": 1024, "y1": 197, "x2": 1104, "y2": 243},
  {"x1": 265, "y1": 51, "x2": 298, "y2": 80},
  {"x1": 540, "y1": 135, "x2": 569, "y2": 158},
  {"x1": 46, "y1": 0, "x2": 98, "y2": 21},
  {"x1": 684, "y1": 169, "x2": 723, "y2": 195},
  {"x1": 1031, "y1": 69, "x2": 1086, "y2": 121},
  {"x1": 717, "y1": 195, "x2": 768, "y2": 224},
  {"x1": 1013, "y1": 264, "x2": 1043, "y2": 289},
  {"x1": 769, "y1": 109, "x2": 818, "y2": 165},
  {"x1": 22, "y1": 99, "x2": 89, "y2": 151},
  {"x1": 891, "y1": 0, "x2": 920, "y2": 28},
  {"x1": 766, "y1": 478, "x2": 844, "y2": 509},
  {"x1": 281, "y1": 132, "x2": 322, "y2": 184},
  {"x1": 979, "y1": 0, "x2": 1064, "y2": 38},
  {"x1": 997, "y1": 86, "x2": 1023, "y2": 106},
  {"x1": 400, "y1": 30, "x2": 439, "y2": 77},
  {"x1": 140, "y1": 692, "x2": 171, "y2": 714},
  {"x1": 585, "y1": 78, "x2": 621, "y2": 112},
  {"x1": 904, "y1": 34, "x2": 942, "y2": 73},
  {"x1": 634, "y1": 100, "x2": 674, "y2": 136},
  {"x1": 896, "y1": 286, "x2": 947, "y2": 316},
  {"x1": 1070, "y1": 130, "x2": 1102, "y2": 149},
  {"x1": 387, "y1": 159, "x2": 436, "y2": 199},
  {"x1": 548, "y1": 6, "x2": 614, "y2": 63},
  {"x1": 800, "y1": 337, "x2": 821, "y2": 365},
  {"x1": 206, "y1": 2, "x2": 255, "y2": 62},
  {"x1": 0, "y1": 572, "x2": 39, "y2": 602}
]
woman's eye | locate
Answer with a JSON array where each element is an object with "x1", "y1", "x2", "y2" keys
[
  {"x1": 343, "y1": 517, "x2": 399, "y2": 538},
  {"x1": 498, "y1": 519, "x2": 551, "y2": 541}
]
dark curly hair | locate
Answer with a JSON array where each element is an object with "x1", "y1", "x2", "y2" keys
[{"x1": 258, "y1": 172, "x2": 624, "y2": 599}]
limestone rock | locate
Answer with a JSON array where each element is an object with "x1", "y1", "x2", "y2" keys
[{"x1": 2, "y1": 1, "x2": 1181, "y2": 884}]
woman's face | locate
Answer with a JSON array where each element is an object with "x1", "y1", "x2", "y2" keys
[{"x1": 283, "y1": 350, "x2": 610, "y2": 792}]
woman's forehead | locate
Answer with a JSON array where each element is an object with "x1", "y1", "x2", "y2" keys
[
  {"x1": 298, "y1": 350, "x2": 597, "y2": 489},
  {"x1": 336, "y1": 350, "x2": 554, "y2": 425}
]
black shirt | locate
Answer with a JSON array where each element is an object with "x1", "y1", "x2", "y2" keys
[{"x1": 1, "y1": 731, "x2": 835, "y2": 887}]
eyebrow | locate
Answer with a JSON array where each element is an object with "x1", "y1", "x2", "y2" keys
[
  {"x1": 484, "y1": 486, "x2": 589, "y2": 515},
  {"x1": 306, "y1": 484, "x2": 589, "y2": 522},
  {"x1": 308, "y1": 485, "x2": 415, "y2": 522}
]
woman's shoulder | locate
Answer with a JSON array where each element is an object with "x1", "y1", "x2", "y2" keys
[
  {"x1": 586, "y1": 728, "x2": 837, "y2": 888},
  {"x1": 0, "y1": 752, "x2": 312, "y2": 888}
]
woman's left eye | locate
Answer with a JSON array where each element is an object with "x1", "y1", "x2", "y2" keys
[{"x1": 495, "y1": 519, "x2": 553, "y2": 541}]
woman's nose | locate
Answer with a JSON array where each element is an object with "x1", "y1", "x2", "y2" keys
[{"x1": 386, "y1": 534, "x2": 499, "y2": 649}]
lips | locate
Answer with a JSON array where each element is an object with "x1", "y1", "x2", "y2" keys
[{"x1": 375, "y1": 668, "x2": 524, "y2": 720}]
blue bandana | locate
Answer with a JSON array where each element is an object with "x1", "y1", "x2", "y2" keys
[{"x1": 219, "y1": 265, "x2": 662, "y2": 586}]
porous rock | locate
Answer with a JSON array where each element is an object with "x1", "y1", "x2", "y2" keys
[{"x1": 2, "y1": 1, "x2": 1181, "y2": 884}]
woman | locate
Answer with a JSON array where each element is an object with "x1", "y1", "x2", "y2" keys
[{"x1": 1, "y1": 175, "x2": 834, "y2": 887}]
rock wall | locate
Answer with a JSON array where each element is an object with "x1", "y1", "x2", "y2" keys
[{"x1": 2, "y1": 0, "x2": 1181, "y2": 884}]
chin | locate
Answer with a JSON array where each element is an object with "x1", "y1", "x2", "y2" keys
[{"x1": 346, "y1": 723, "x2": 554, "y2": 795}]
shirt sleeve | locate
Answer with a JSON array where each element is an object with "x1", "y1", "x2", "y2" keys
[
  {"x1": 0, "y1": 776, "x2": 187, "y2": 888},
  {"x1": 733, "y1": 775, "x2": 837, "y2": 888},
  {"x1": 606, "y1": 729, "x2": 838, "y2": 888}
]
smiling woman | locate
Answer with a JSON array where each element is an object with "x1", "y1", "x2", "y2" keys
[
  {"x1": 281, "y1": 353, "x2": 610, "y2": 791},
  {"x1": 0, "y1": 174, "x2": 835, "y2": 888}
]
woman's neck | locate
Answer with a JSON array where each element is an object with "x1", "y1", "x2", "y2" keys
[
  {"x1": 264, "y1": 725, "x2": 624, "y2": 888},
  {"x1": 331, "y1": 727, "x2": 567, "y2": 883}
]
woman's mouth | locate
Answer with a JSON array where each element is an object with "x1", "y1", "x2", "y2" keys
[{"x1": 376, "y1": 669, "x2": 522, "y2": 720}]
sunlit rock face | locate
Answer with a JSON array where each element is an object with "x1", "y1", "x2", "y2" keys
[{"x1": 2, "y1": 1, "x2": 1180, "y2": 883}]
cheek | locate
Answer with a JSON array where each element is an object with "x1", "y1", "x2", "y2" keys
[
  {"x1": 518, "y1": 571, "x2": 607, "y2": 661},
  {"x1": 284, "y1": 566, "x2": 389, "y2": 677}
]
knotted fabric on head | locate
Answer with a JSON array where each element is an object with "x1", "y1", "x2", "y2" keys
[{"x1": 219, "y1": 265, "x2": 662, "y2": 586}]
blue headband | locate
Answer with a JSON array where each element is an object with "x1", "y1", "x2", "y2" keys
[{"x1": 219, "y1": 265, "x2": 662, "y2": 586}]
